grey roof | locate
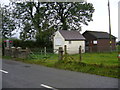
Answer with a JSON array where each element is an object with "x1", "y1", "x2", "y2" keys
[
  {"x1": 83, "y1": 31, "x2": 116, "y2": 39},
  {"x1": 59, "y1": 30, "x2": 85, "y2": 41}
]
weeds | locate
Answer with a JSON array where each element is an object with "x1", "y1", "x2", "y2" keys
[{"x1": 3, "y1": 51, "x2": 119, "y2": 78}]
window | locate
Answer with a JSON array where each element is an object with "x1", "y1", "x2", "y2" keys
[
  {"x1": 93, "y1": 40, "x2": 97, "y2": 44},
  {"x1": 69, "y1": 41, "x2": 72, "y2": 44}
]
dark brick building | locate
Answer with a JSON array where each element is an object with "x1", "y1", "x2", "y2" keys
[{"x1": 83, "y1": 31, "x2": 116, "y2": 52}]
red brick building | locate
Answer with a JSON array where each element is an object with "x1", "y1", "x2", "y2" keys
[{"x1": 83, "y1": 31, "x2": 116, "y2": 52}]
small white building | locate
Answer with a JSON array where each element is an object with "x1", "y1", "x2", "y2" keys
[{"x1": 53, "y1": 30, "x2": 85, "y2": 54}]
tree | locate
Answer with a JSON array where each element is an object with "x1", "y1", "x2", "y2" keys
[
  {"x1": 9, "y1": 2, "x2": 94, "y2": 44},
  {"x1": 12, "y1": 2, "x2": 48, "y2": 41},
  {"x1": 1, "y1": 4, "x2": 16, "y2": 38},
  {"x1": 46, "y1": 2, "x2": 94, "y2": 31}
]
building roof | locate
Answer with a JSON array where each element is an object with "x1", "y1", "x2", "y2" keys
[
  {"x1": 83, "y1": 31, "x2": 116, "y2": 39},
  {"x1": 59, "y1": 30, "x2": 85, "y2": 41}
]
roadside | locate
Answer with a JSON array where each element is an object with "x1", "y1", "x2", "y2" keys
[
  {"x1": 2, "y1": 59, "x2": 118, "y2": 88},
  {"x1": 3, "y1": 51, "x2": 119, "y2": 79}
]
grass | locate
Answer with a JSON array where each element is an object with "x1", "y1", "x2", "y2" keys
[
  {"x1": 28, "y1": 52, "x2": 119, "y2": 66},
  {"x1": 3, "y1": 51, "x2": 120, "y2": 78},
  {"x1": 71, "y1": 52, "x2": 118, "y2": 67},
  {"x1": 54, "y1": 62, "x2": 119, "y2": 78}
]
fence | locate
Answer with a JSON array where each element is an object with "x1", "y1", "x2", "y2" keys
[
  {"x1": 26, "y1": 45, "x2": 83, "y2": 62},
  {"x1": 29, "y1": 45, "x2": 119, "y2": 60},
  {"x1": 3, "y1": 45, "x2": 119, "y2": 62},
  {"x1": 58, "y1": 45, "x2": 82, "y2": 62}
]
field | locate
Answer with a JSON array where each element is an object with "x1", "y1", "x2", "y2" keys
[
  {"x1": 3, "y1": 51, "x2": 120, "y2": 78},
  {"x1": 27, "y1": 52, "x2": 119, "y2": 66},
  {"x1": 73, "y1": 52, "x2": 118, "y2": 66}
]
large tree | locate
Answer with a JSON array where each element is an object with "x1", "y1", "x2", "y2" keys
[
  {"x1": 46, "y1": 2, "x2": 94, "y2": 31},
  {"x1": 8, "y1": 2, "x2": 94, "y2": 42}
]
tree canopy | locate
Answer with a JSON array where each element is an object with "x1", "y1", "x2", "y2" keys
[
  {"x1": 1, "y1": 4, "x2": 16, "y2": 38},
  {"x1": 2, "y1": 1, "x2": 95, "y2": 43}
]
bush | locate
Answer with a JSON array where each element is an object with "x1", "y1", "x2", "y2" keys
[
  {"x1": 12, "y1": 39, "x2": 36, "y2": 48},
  {"x1": 12, "y1": 39, "x2": 53, "y2": 49}
]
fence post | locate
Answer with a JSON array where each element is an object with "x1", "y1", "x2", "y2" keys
[
  {"x1": 79, "y1": 46, "x2": 82, "y2": 62},
  {"x1": 58, "y1": 47, "x2": 63, "y2": 61}
]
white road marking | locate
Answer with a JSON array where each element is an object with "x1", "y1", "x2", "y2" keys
[
  {"x1": 0, "y1": 70, "x2": 8, "y2": 74},
  {"x1": 41, "y1": 84, "x2": 58, "y2": 90}
]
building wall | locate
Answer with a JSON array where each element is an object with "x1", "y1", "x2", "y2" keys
[
  {"x1": 97, "y1": 39, "x2": 116, "y2": 52},
  {"x1": 53, "y1": 31, "x2": 65, "y2": 53},
  {"x1": 53, "y1": 31, "x2": 85, "y2": 54},
  {"x1": 86, "y1": 39, "x2": 116, "y2": 52},
  {"x1": 64, "y1": 40, "x2": 85, "y2": 54}
]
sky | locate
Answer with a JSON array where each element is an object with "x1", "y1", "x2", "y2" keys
[
  {"x1": 0, "y1": 0, "x2": 119, "y2": 41},
  {"x1": 82, "y1": 0, "x2": 119, "y2": 41}
]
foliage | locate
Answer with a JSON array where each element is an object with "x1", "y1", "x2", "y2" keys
[
  {"x1": 27, "y1": 51, "x2": 118, "y2": 66},
  {"x1": 11, "y1": 39, "x2": 53, "y2": 48},
  {"x1": 54, "y1": 62, "x2": 119, "y2": 78},
  {"x1": 1, "y1": 4, "x2": 16, "y2": 38},
  {"x1": 116, "y1": 41, "x2": 120, "y2": 45},
  {"x1": 25, "y1": 51, "x2": 119, "y2": 78},
  {"x1": 11, "y1": 39, "x2": 36, "y2": 48},
  {"x1": 10, "y1": 2, "x2": 94, "y2": 41},
  {"x1": 1, "y1": 1, "x2": 94, "y2": 48},
  {"x1": 46, "y1": 2, "x2": 94, "y2": 30},
  {"x1": 116, "y1": 41, "x2": 120, "y2": 52},
  {"x1": 3, "y1": 51, "x2": 119, "y2": 78}
]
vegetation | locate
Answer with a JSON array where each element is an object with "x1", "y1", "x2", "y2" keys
[
  {"x1": 3, "y1": 51, "x2": 119, "y2": 78},
  {"x1": 1, "y1": 4, "x2": 16, "y2": 38},
  {"x1": 117, "y1": 45, "x2": 120, "y2": 52},
  {"x1": 1, "y1": 2, "x2": 94, "y2": 44}
]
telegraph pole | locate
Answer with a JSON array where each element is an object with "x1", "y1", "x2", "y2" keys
[{"x1": 108, "y1": 0, "x2": 112, "y2": 52}]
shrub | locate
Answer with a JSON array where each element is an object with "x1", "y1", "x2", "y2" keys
[{"x1": 11, "y1": 39, "x2": 53, "y2": 49}]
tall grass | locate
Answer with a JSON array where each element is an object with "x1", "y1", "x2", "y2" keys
[{"x1": 3, "y1": 51, "x2": 119, "y2": 78}]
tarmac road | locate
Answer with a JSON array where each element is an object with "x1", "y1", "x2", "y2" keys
[{"x1": 2, "y1": 59, "x2": 119, "y2": 88}]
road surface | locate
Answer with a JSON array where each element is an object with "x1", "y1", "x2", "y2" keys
[{"x1": 2, "y1": 59, "x2": 119, "y2": 88}]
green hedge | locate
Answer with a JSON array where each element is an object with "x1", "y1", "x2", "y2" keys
[{"x1": 11, "y1": 39, "x2": 52, "y2": 49}]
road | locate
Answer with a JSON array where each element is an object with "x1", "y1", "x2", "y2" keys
[{"x1": 2, "y1": 59, "x2": 119, "y2": 88}]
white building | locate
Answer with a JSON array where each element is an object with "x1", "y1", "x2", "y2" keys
[{"x1": 53, "y1": 30, "x2": 85, "y2": 54}]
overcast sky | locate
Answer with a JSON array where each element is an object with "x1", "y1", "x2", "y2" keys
[
  {"x1": 82, "y1": 0, "x2": 119, "y2": 41},
  {"x1": 0, "y1": 0, "x2": 119, "y2": 40}
]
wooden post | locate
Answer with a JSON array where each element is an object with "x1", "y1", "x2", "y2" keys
[
  {"x1": 79, "y1": 46, "x2": 82, "y2": 62},
  {"x1": 58, "y1": 47, "x2": 63, "y2": 61},
  {"x1": 64, "y1": 45, "x2": 67, "y2": 55}
]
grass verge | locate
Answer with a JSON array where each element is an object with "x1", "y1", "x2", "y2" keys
[{"x1": 2, "y1": 52, "x2": 120, "y2": 79}]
